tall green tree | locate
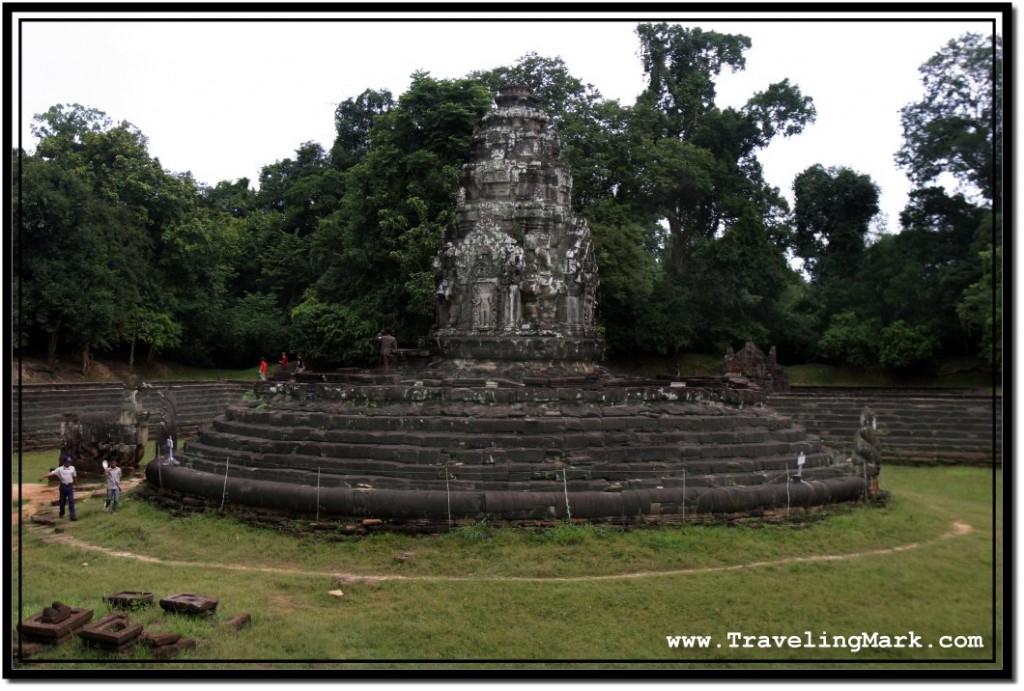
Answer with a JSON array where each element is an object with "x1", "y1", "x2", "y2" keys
[
  {"x1": 17, "y1": 105, "x2": 169, "y2": 372},
  {"x1": 294, "y1": 74, "x2": 493, "y2": 364},
  {"x1": 584, "y1": 24, "x2": 814, "y2": 359},
  {"x1": 895, "y1": 32, "x2": 1002, "y2": 207},
  {"x1": 633, "y1": 23, "x2": 815, "y2": 275},
  {"x1": 14, "y1": 149, "x2": 91, "y2": 368},
  {"x1": 331, "y1": 88, "x2": 395, "y2": 171},
  {"x1": 890, "y1": 31, "x2": 1002, "y2": 368},
  {"x1": 16, "y1": 104, "x2": 245, "y2": 371},
  {"x1": 792, "y1": 164, "x2": 880, "y2": 285}
]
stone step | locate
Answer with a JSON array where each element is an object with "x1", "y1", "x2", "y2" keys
[
  {"x1": 180, "y1": 444, "x2": 837, "y2": 493},
  {"x1": 224, "y1": 404, "x2": 801, "y2": 434},
  {"x1": 772, "y1": 410, "x2": 1000, "y2": 424},
  {"x1": 792, "y1": 421, "x2": 1000, "y2": 438},
  {"x1": 207, "y1": 416, "x2": 811, "y2": 450},
  {"x1": 184, "y1": 432, "x2": 824, "y2": 472}
]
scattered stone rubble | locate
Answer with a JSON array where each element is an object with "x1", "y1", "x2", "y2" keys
[{"x1": 13, "y1": 593, "x2": 249, "y2": 660}]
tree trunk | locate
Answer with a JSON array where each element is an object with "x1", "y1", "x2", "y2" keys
[
  {"x1": 147, "y1": 344, "x2": 157, "y2": 366},
  {"x1": 47, "y1": 330, "x2": 60, "y2": 371},
  {"x1": 129, "y1": 333, "x2": 136, "y2": 371},
  {"x1": 668, "y1": 218, "x2": 691, "y2": 276},
  {"x1": 82, "y1": 343, "x2": 91, "y2": 376}
]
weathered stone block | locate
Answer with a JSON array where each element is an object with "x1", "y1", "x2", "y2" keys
[
  {"x1": 152, "y1": 637, "x2": 196, "y2": 658},
  {"x1": 159, "y1": 593, "x2": 218, "y2": 616},
  {"x1": 103, "y1": 591, "x2": 155, "y2": 609},
  {"x1": 19, "y1": 605, "x2": 93, "y2": 641},
  {"x1": 79, "y1": 613, "x2": 144, "y2": 648}
]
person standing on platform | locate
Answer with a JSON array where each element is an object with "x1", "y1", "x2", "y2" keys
[{"x1": 376, "y1": 330, "x2": 397, "y2": 371}]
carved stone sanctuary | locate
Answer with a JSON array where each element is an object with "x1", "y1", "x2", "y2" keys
[{"x1": 146, "y1": 87, "x2": 879, "y2": 529}]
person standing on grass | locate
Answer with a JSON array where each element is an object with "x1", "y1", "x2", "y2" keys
[
  {"x1": 104, "y1": 459, "x2": 122, "y2": 513},
  {"x1": 40, "y1": 455, "x2": 77, "y2": 521},
  {"x1": 259, "y1": 357, "x2": 268, "y2": 381},
  {"x1": 279, "y1": 351, "x2": 289, "y2": 371}
]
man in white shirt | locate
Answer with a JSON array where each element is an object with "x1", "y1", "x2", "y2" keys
[
  {"x1": 104, "y1": 459, "x2": 123, "y2": 513},
  {"x1": 40, "y1": 455, "x2": 77, "y2": 521}
]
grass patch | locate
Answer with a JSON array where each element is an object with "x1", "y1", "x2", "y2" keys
[
  {"x1": 13, "y1": 448, "x2": 63, "y2": 486},
  {"x1": 11, "y1": 464, "x2": 1002, "y2": 673}
]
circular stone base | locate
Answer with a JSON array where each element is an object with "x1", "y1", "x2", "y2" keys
[{"x1": 147, "y1": 374, "x2": 878, "y2": 528}]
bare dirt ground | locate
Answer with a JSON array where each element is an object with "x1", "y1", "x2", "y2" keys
[{"x1": 12, "y1": 483, "x2": 57, "y2": 527}]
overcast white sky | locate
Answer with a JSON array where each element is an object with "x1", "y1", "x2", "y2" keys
[{"x1": 12, "y1": 8, "x2": 1002, "y2": 231}]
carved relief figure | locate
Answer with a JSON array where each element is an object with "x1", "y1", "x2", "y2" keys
[{"x1": 472, "y1": 283, "x2": 496, "y2": 330}]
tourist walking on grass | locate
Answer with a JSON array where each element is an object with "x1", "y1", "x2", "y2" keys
[
  {"x1": 104, "y1": 459, "x2": 122, "y2": 513},
  {"x1": 279, "y1": 351, "x2": 289, "y2": 371},
  {"x1": 259, "y1": 357, "x2": 268, "y2": 381},
  {"x1": 40, "y1": 455, "x2": 77, "y2": 521}
]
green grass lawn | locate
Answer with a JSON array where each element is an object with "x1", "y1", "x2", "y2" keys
[{"x1": 10, "y1": 447, "x2": 1004, "y2": 675}]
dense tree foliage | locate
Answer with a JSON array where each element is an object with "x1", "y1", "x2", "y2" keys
[
  {"x1": 891, "y1": 32, "x2": 1002, "y2": 372},
  {"x1": 290, "y1": 73, "x2": 493, "y2": 362},
  {"x1": 13, "y1": 28, "x2": 1001, "y2": 377},
  {"x1": 896, "y1": 33, "x2": 1002, "y2": 205}
]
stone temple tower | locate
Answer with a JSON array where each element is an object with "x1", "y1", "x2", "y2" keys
[
  {"x1": 430, "y1": 85, "x2": 604, "y2": 374},
  {"x1": 147, "y1": 86, "x2": 879, "y2": 531}
]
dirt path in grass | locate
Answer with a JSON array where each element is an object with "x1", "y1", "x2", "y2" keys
[
  {"x1": 13, "y1": 478, "x2": 146, "y2": 526},
  {"x1": 26, "y1": 520, "x2": 974, "y2": 584},
  {"x1": 12, "y1": 483, "x2": 57, "y2": 527}
]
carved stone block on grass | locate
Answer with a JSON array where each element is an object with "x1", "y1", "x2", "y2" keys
[
  {"x1": 79, "y1": 613, "x2": 144, "y2": 651},
  {"x1": 18, "y1": 603, "x2": 93, "y2": 643},
  {"x1": 140, "y1": 630, "x2": 181, "y2": 648},
  {"x1": 151, "y1": 637, "x2": 197, "y2": 658},
  {"x1": 159, "y1": 593, "x2": 218, "y2": 616},
  {"x1": 103, "y1": 591, "x2": 155, "y2": 609}
]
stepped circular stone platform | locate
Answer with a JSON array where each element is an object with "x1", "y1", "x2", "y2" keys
[{"x1": 144, "y1": 371, "x2": 873, "y2": 529}]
